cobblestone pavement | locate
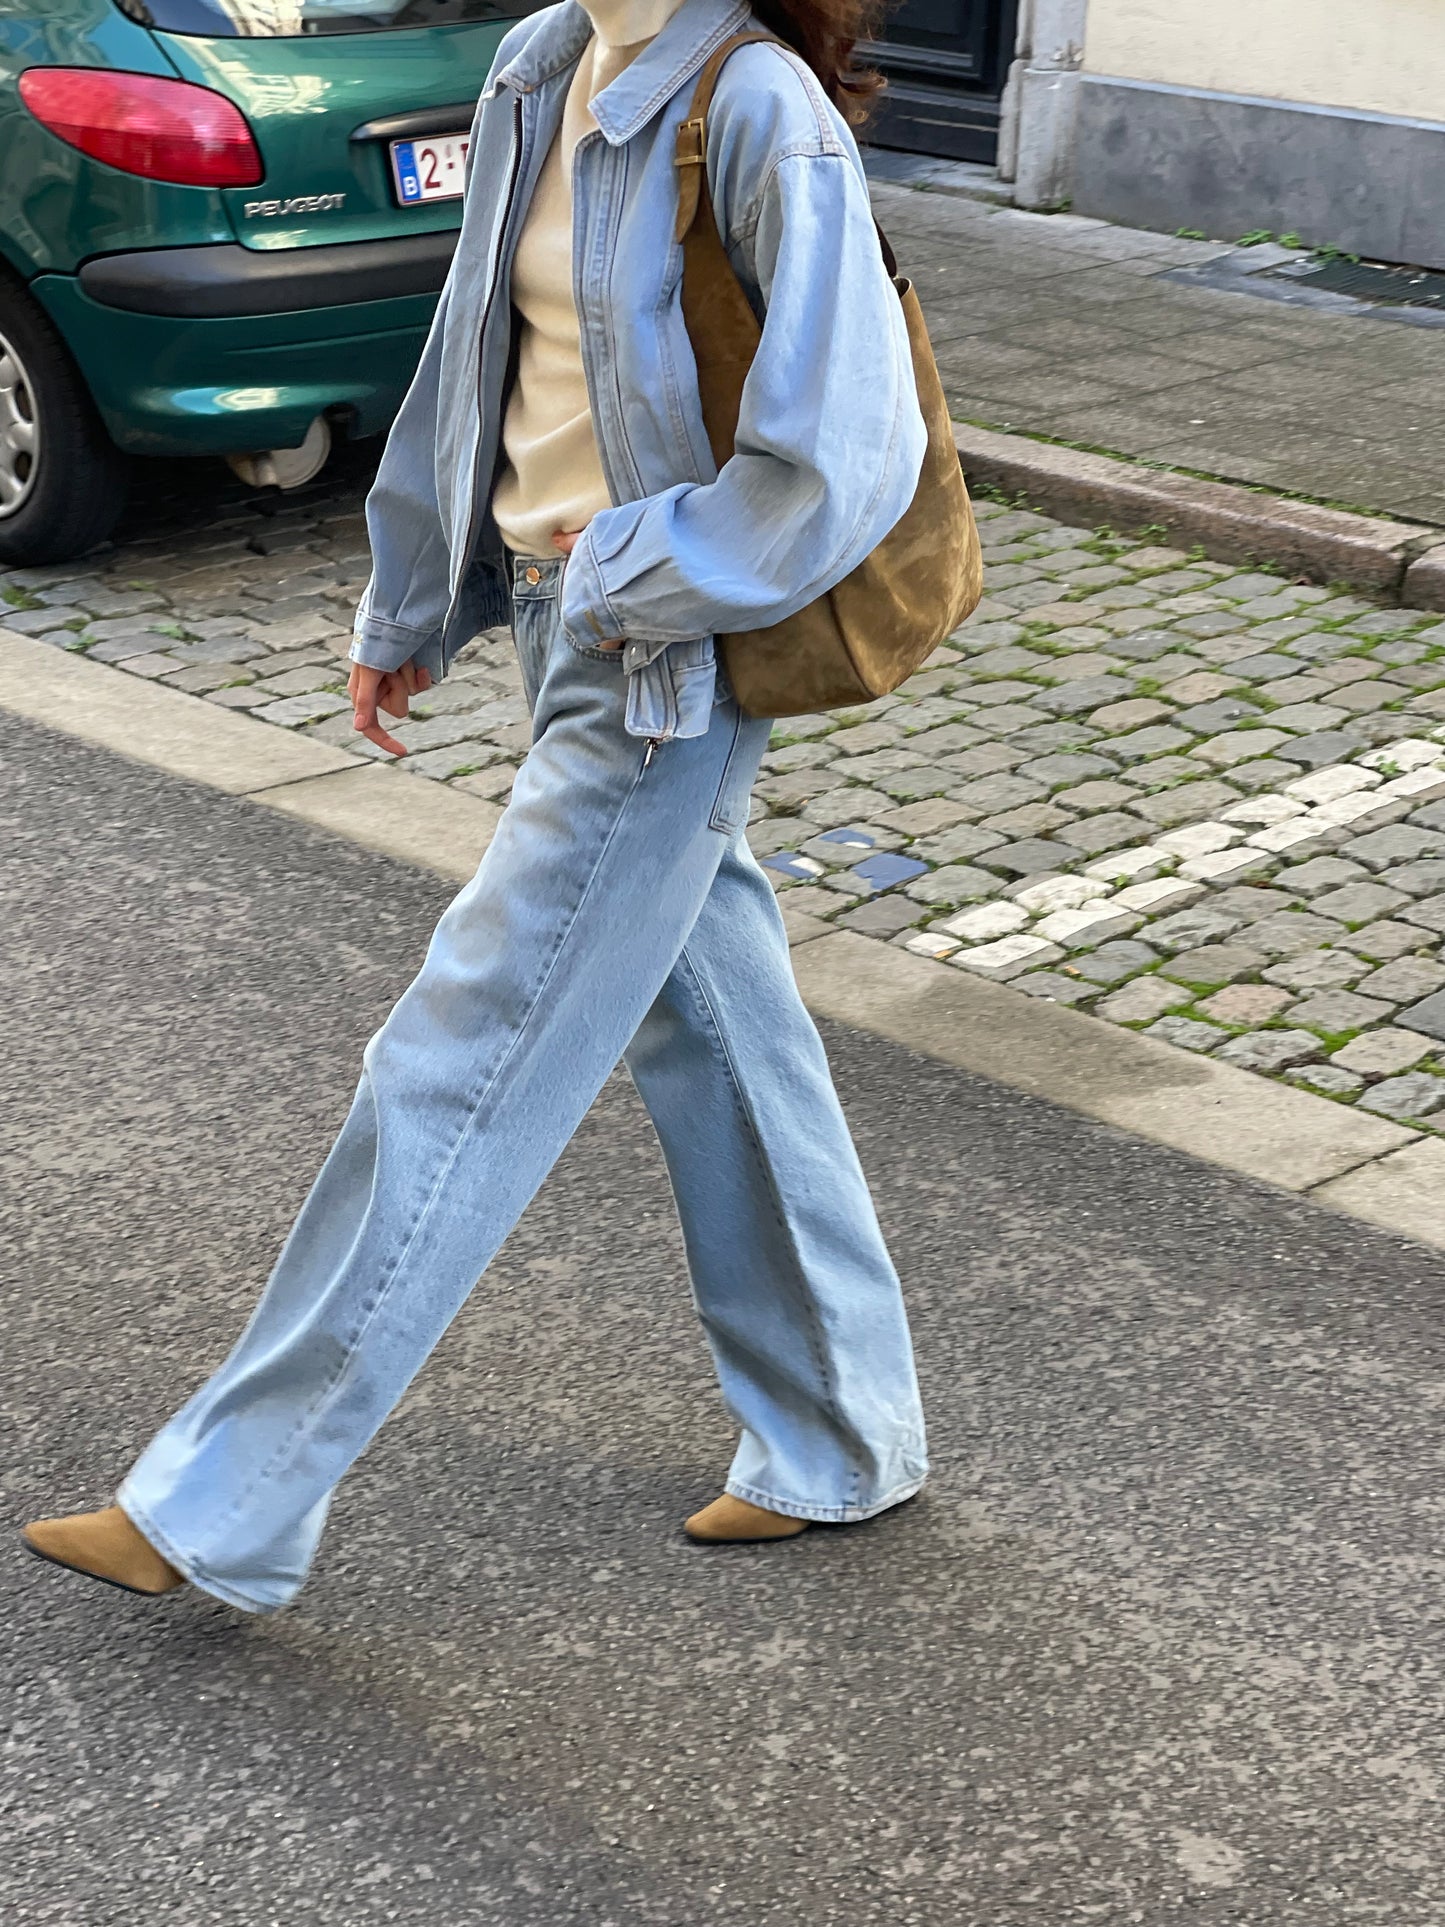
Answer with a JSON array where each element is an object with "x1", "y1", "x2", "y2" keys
[
  {"x1": 12, "y1": 452, "x2": 1445, "y2": 1133},
  {"x1": 866, "y1": 165, "x2": 1445, "y2": 526}
]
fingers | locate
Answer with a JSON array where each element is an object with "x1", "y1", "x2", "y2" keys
[
  {"x1": 551, "y1": 529, "x2": 581, "y2": 555},
  {"x1": 350, "y1": 664, "x2": 407, "y2": 757}
]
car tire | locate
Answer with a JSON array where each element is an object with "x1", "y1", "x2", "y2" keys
[{"x1": 0, "y1": 268, "x2": 128, "y2": 567}]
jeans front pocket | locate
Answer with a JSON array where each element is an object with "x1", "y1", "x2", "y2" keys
[{"x1": 709, "y1": 701, "x2": 761, "y2": 836}]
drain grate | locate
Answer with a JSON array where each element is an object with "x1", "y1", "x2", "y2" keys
[{"x1": 1267, "y1": 255, "x2": 1445, "y2": 311}]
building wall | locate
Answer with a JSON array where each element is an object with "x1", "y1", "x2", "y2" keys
[
  {"x1": 1063, "y1": 0, "x2": 1445, "y2": 268},
  {"x1": 1084, "y1": 0, "x2": 1445, "y2": 124}
]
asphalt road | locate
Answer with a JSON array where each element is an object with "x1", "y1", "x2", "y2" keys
[{"x1": 5, "y1": 717, "x2": 1445, "y2": 1927}]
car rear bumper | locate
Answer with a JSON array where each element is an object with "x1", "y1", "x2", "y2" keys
[
  {"x1": 32, "y1": 274, "x2": 440, "y2": 456},
  {"x1": 77, "y1": 230, "x2": 457, "y2": 319}
]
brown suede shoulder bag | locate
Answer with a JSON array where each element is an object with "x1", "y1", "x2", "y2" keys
[{"x1": 674, "y1": 31, "x2": 983, "y2": 719}]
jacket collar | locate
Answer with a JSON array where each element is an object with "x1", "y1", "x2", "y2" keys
[{"x1": 494, "y1": 0, "x2": 754, "y2": 144}]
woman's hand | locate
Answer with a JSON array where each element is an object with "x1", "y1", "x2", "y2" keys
[
  {"x1": 551, "y1": 528, "x2": 623, "y2": 649},
  {"x1": 347, "y1": 658, "x2": 432, "y2": 757}
]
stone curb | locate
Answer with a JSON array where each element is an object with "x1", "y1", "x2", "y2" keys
[
  {"x1": 8, "y1": 625, "x2": 1445, "y2": 1253},
  {"x1": 954, "y1": 423, "x2": 1445, "y2": 607}
]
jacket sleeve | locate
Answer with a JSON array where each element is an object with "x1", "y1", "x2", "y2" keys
[
  {"x1": 348, "y1": 274, "x2": 456, "y2": 681},
  {"x1": 559, "y1": 146, "x2": 927, "y2": 651}
]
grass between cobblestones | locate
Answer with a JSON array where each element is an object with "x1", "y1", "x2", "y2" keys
[{"x1": 9, "y1": 451, "x2": 1445, "y2": 1133}]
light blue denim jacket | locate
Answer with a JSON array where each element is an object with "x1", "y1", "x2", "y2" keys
[{"x1": 349, "y1": 0, "x2": 927, "y2": 738}]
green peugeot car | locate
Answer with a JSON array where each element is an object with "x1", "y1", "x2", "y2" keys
[{"x1": 0, "y1": 0, "x2": 532, "y2": 565}]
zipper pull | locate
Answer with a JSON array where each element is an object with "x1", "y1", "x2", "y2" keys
[{"x1": 643, "y1": 738, "x2": 662, "y2": 770}]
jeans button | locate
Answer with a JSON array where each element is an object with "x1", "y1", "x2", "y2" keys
[{"x1": 525, "y1": 565, "x2": 541, "y2": 585}]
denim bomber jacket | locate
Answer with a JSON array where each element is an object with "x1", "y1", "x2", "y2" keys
[{"x1": 349, "y1": 0, "x2": 927, "y2": 739}]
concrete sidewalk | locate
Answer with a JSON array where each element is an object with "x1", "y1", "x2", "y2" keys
[{"x1": 868, "y1": 156, "x2": 1445, "y2": 527}]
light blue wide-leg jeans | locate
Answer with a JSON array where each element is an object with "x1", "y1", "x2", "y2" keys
[{"x1": 120, "y1": 558, "x2": 927, "y2": 1612}]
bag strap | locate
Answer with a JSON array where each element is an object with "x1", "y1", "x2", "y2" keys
[
  {"x1": 673, "y1": 33, "x2": 902, "y2": 272},
  {"x1": 673, "y1": 30, "x2": 778, "y2": 244}
]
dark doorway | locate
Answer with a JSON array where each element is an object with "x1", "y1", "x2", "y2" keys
[{"x1": 868, "y1": 0, "x2": 1019, "y2": 162}]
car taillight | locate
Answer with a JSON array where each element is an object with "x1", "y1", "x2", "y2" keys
[{"x1": 19, "y1": 69, "x2": 263, "y2": 189}]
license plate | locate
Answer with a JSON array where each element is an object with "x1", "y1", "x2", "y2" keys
[{"x1": 390, "y1": 133, "x2": 470, "y2": 206}]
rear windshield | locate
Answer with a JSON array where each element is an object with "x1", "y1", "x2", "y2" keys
[{"x1": 116, "y1": 0, "x2": 525, "y2": 35}]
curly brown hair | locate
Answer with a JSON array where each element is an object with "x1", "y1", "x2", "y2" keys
[{"x1": 750, "y1": 0, "x2": 887, "y2": 124}]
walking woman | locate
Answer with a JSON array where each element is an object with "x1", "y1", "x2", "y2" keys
[{"x1": 24, "y1": 0, "x2": 946, "y2": 1608}]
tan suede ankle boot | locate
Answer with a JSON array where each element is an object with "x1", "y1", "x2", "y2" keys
[
  {"x1": 683, "y1": 1494, "x2": 809, "y2": 1544},
  {"x1": 22, "y1": 1506, "x2": 184, "y2": 1597}
]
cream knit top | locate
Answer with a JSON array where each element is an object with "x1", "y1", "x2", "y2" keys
[{"x1": 492, "y1": 0, "x2": 686, "y2": 560}]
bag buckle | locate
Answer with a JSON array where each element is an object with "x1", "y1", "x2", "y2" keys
[{"x1": 675, "y1": 115, "x2": 706, "y2": 166}]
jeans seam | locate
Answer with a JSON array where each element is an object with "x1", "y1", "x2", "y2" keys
[
  {"x1": 673, "y1": 943, "x2": 851, "y2": 1467},
  {"x1": 202, "y1": 738, "x2": 654, "y2": 1544}
]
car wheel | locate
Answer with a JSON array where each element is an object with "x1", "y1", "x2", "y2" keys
[{"x1": 0, "y1": 271, "x2": 128, "y2": 568}]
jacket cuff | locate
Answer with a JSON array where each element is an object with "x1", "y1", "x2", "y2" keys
[
  {"x1": 560, "y1": 524, "x2": 625, "y2": 649},
  {"x1": 349, "y1": 610, "x2": 442, "y2": 677}
]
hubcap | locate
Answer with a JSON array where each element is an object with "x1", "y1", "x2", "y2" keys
[{"x1": 0, "y1": 329, "x2": 40, "y2": 519}]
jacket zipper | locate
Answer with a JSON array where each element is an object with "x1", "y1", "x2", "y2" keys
[{"x1": 441, "y1": 85, "x2": 527, "y2": 646}]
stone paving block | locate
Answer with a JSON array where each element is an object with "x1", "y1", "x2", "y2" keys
[
  {"x1": 1087, "y1": 698, "x2": 1173, "y2": 731},
  {"x1": 1196, "y1": 983, "x2": 1296, "y2": 1025},
  {"x1": 1143, "y1": 1015, "x2": 1226, "y2": 1053},
  {"x1": 1349, "y1": 919, "x2": 1433, "y2": 961},
  {"x1": 117, "y1": 651, "x2": 184, "y2": 679},
  {"x1": 1218, "y1": 793, "x2": 1308, "y2": 828},
  {"x1": 1354, "y1": 956, "x2": 1445, "y2": 1004},
  {"x1": 1050, "y1": 809, "x2": 1151, "y2": 855},
  {"x1": 1284, "y1": 764, "x2": 1381, "y2": 805},
  {"x1": 877, "y1": 798, "x2": 974, "y2": 836},
  {"x1": 940, "y1": 743, "x2": 1029, "y2": 779},
  {"x1": 1309, "y1": 881, "x2": 1409, "y2": 927},
  {"x1": 1051, "y1": 779, "x2": 1138, "y2": 813},
  {"x1": 1035, "y1": 675, "x2": 1135, "y2": 716},
  {"x1": 1233, "y1": 909, "x2": 1347, "y2": 958},
  {"x1": 1099, "y1": 726, "x2": 1196, "y2": 764},
  {"x1": 1263, "y1": 950, "x2": 1368, "y2": 991},
  {"x1": 1035, "y1": 904, "x2": 1143, "y2": 947},
  {"x1": 1398, "y1": 894, "x2": 1445, "y2": 935},
  {"x1": 1337, "y1": 825, "x2": 1445, "y2": 872},
  {"x1": 882, "y1": 768, "x2": 959, "y2": 801},
  {"x1": 976, "y1": 837, "x2": 1083, "y2": 876},
  {"x1": 1331, "y1": 1028, "x2": 1434, "y2": 1077},
  {"x1": 1180, "y1": 846, "x2": 1277, "y2": 883},
  {"x1": 1309, "y1": 792, "x2": 1407, "y2": 832},
  {"x1": 1080, "y1": 843, "x2": 1170, "y2": 883},
  {"x1": 1156, "y1": 820, "x2": 1240, "y2": 858},
  {"x1": 1012, "y1": 874, "x2": 1108, "y2": 913},
  {"x1": 902, "y1": 930, "x2": 960, "y2": 961},
  {"x1": 1094, "y1": 976, "x2": 1194, "y2": 1025},
  {"x1": 1193, "y1": 729, "x2": 1292, "y2": 766},
  {"x1": 1216, "y1": 1029, "x2": 1323, "y2": 1072},
  {"x1": 1327, "y1": 680, "x2": 1399, "y2": 714},
  {"x1": 901, "y1": 864, "x2": 1003, "y2": 906},
  {"x1": 950, "y1": 933, "x2": 1064, "y2": 980},
  {"x1": 253, "y1": 692, "x2": 351, "y2": 726},
  {"x1": 1067, "y1": 939, "x2": 1160, "y2": 986},
  {"x1": 1358, "y1": 1072, "x2": 1445, "y2": 1120},
  {"x1": 947, "y1": 773, "x2": 1049, "y2": 818},
  {"x1": 1171, "y1": 697, "x2": 1260, "y2": 734},
  {"x1": 1162, "y1": 942, "x2": 1267, "y2": 987},
  {"x1": 1408, "y1": 800, "x2": 1445, "y2": 834},
  {"x1": 1270, "y1": 729, "x2": 1368, "y2": 768},
  {"x1": 1227, "y1": 757, "x2": 1305, "y2": 793},
  {"x1": 1274, "y1": 856, "x2": 1368, "y2": 897},
  {"x1": 1386, "y1": 859, "x2": 1445, "y2": 897},
  {"x1": 1145, "y1": 905, "x2": 1248, "y2": 953},
  {"x1": 1132, "y1": 780, "x2": 1243, "y2": 828},
  {"x1": 910, "y1": 824, "x2": 1008, "y2": 864},
  {"x1": 1286, "y1": 1064, "x2": 1367, "y2": 1096},
  {"x1": 1010, "y1": 970, "x2": 1099, "y2": 1006},
  {"x1": 1289, "y1": 989, "x2": 1399, "y2": 1034},
  {"x1": 940, "y1": 901, "x2": 1030, "y2": 942},
  {"x1": 1245, "y1": 817, "x2": 1336, "y2": 856},
  {"x1": 835, "y1": 896, "x2": 921, "y2": 937},
  {"x1": 1112, "y1": 878, "x2": 1203, "y2": 916},
  {"x1": 980, "y1": 802, "x2": 1077, "y2": 838},
  {"x1": 1397, "y1": 989, "x2": 1445, "y2": 1041}
]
